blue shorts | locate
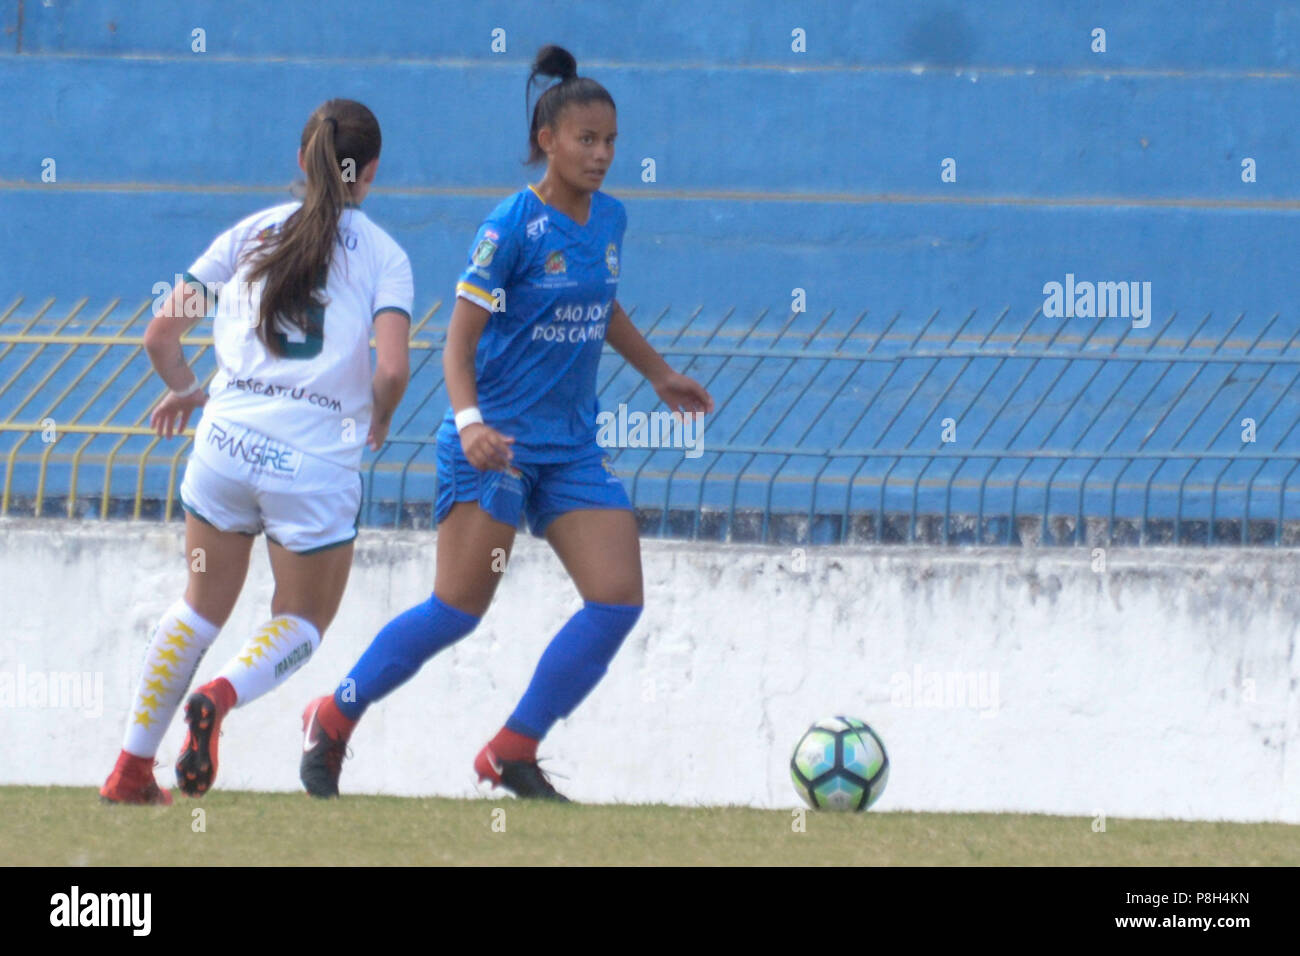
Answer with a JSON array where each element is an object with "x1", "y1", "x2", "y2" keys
[{"x1": 435, "y1": 436, "x2": 633, "y2": 536}]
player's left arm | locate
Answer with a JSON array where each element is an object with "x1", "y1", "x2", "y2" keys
[{"x1": 605, "y1": 300, "x2": 714, "y2": 416}]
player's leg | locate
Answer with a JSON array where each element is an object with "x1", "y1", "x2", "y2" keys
[
  {"x1": 431, "y1": 500, "x2": 519, "y2": 616},
  {"x1": 300, "y1": 437, "x2": 523, "y2": 796},
  {"x1": 475, "y1": 455, "x2": 642, "y2": 800},
  {"x1": 100, "y1": 507, "x2": 253, "y2": 805},
  {"x1": 177, "y1": 455, "x2": 358, "y2": 796},
  {"x1": 504, "y1": 509, "x2": 642, "y2": 738},
  {"x1": 330, "y1": 501, "x2": 513, "y2": 719},
  {"x1": 300, "y1": 503, "x2": 516, "y2": 796},
  {"x1": 197, "y1": 539, "x2": 354, "y2": 714},
  {"x1": 183, "y1": 511, "x2": 258, "y2": 627},
  {"x1": 542, "y1": 508, "x2": 644, "y2": 605}
]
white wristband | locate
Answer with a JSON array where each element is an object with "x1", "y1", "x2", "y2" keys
[
  {"x1": 173, "y1": 378, "x2": 203, "y2": 398},
  {"x1": 454, "y1": 406, "x2": 484, "y2": 433}
]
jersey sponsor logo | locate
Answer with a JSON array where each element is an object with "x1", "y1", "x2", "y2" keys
[
  {"x1": 472, "y1": 238, "x2": 498, "y2": 267},
  {"x1": 544, "y1": 251, "x2": 566, "y2": 275},
  {"x1": 531, "y1": 300, "x2": 612, "y2": 345},
  {"x1": 525, "y1": 215, "x2": 548, "y2": 240},
  {"x1": 225, "y1": 377, "x2": 344, "y2": 413},
  {"x1": 206, "y1": 421, "x2": 304, "y2": 478},
  {"x1": 551, "y1": 302, "x2": 611, "y2": 323},
  {"x1": 532, "y1": 323, "x2": 606, "y2": 344},
  {"x1": 605, "y1": 243, "x2": 619, "y2": 277},
  {"x1": 484, "y1": 228, "x2": 500, "y2": 241},
  {"x1": 527, "y1": 303, "x2": 608, "y2": 348}
]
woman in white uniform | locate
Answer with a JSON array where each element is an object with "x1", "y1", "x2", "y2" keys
[{"x1": 99, "y1": 98, "x2": 413, "y2": 804}]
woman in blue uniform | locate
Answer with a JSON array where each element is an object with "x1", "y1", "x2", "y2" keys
[{"x1": 300, "y1": 45, "x2": 713, "y2": 800}]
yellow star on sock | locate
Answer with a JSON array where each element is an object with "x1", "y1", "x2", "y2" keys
[
  {"x1": 144, "y1": 679, "x2": 165, "y2": 693},
  {"x1": 132, "y1": 710, "x2": 156, "y2": 728},
  {"x1": 163, "y1": 630, "x2": 190, "y2": 648},
  {"x1": 252, "y1": 633, "x2": 275, "y2": 649},
  {"x1": 251, "y1": 645, "x2": 267, "y2": 659},
  {"x1": 238, "y1": 653, "x2": 255, "y2": 668},
  {"x1": 150, "y1": 663, "x2": 174, "y2": 680},
  {"x1": 155, "y1": 647, "x2": 181, "y2": 664},
  {"x1": 138, "y1": 693, "x2": 160, "y2": 709}
]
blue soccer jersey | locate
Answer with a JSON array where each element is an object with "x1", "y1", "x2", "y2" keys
[{"x1": 441, "y1": 185, "x2": 626, "y2": 462}]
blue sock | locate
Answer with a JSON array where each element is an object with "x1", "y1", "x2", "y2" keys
[
  {"x1": 507, "y1": 601, "x2": 642, "y2": 739},
  {"x1": 335, "y1": 593, "x2": 479, "y2": 720}
]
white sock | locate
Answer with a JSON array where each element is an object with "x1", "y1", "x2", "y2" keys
[
  {"x1": 215, "y1": 615, "x2": 321, "y2": 708},
  {"x1": 122, "y1": 600, "x2": 221, "y2": 759}
]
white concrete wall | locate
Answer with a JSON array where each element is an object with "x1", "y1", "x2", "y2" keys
[{"x1": 1, "y1": 518, "x2": 1296, "y2": 822}]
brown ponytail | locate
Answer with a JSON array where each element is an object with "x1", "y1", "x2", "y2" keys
[{"x1": 243, "y1": 99, "x2": 382, "y2": 355}]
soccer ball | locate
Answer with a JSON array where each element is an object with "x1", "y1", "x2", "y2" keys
[{"x1": 790, "y1": 716, "x2": 889, "y2": 811}]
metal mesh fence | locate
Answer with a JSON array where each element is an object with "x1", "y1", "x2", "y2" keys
[{"x1": 2, "y1": 297, "x2": 1297, "y2": 546}]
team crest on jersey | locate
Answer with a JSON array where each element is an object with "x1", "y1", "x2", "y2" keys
[
  {"x1": 525, "y1": 215, "x2": 548, "y2": 240},
  {"x1": 472, "y1": 237, "x2": 497, "y2": 267},
  {"x1": 544, "y1": 251, "x2": 566, "y2": 275},
  {"x1": 605, "y1": 243, "x2": 619, "y2": 277},
  {"x1": 255, "y1": 225, "x2": 278, "y2": 243}
]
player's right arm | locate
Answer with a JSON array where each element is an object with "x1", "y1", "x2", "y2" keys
[
  {"x1": 144, "y1": 280, "x2": 211, "y2": 438},
  {"x1": 447, "y1": 210, "x2": 522, "y2": 471},
  {"x1": 444, "y1": 296, "x2": 514, "y2": 471},
  {"x1": 146, "y1": 217, "x2": 249, "y2": 438}
]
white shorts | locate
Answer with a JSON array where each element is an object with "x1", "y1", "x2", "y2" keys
[{"x1": 180, "y1": 416, "x2": 363, "y2": 554}]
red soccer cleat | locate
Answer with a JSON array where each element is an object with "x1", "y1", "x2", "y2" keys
[
  {"x1": 474, "y1": 744, "x2": 570, "y2": 802},
  {"x1": 299, "y1": 696, "x2": 352, "y2": 798},
  {"x1": 100, "y1": 750, "x2": 173, "y2": 806}
]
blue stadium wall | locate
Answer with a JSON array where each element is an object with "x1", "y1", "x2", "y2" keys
[
  {"x1": 2, "y1": 0, "x2": 1298, "y2": 319},
  {"x1": 2, "y1": 1, "x2": 1298, "y2": 541}
]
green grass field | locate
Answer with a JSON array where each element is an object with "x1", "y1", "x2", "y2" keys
[{"x1": 4, "y1": 786, "x2": 1298, "y2": 865}]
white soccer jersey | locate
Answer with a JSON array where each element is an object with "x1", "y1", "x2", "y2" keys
[{"x1": 185, "y1": 202, "x2": 413, "y2": 469}]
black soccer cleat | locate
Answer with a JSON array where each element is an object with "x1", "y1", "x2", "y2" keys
[
  {"x1": 299, "y1": 696, "x2": 350, "y2": 798},
  {"x1": 474, "y1": 745, "x2": 571, "y2": 802},
  {"x1": 175, "y1": 692, "x2": 224, "y2": 797}
]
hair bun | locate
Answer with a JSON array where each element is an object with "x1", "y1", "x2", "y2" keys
[{"x1": 534, "y1": 44, "x2": 577, "y2": 81}]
